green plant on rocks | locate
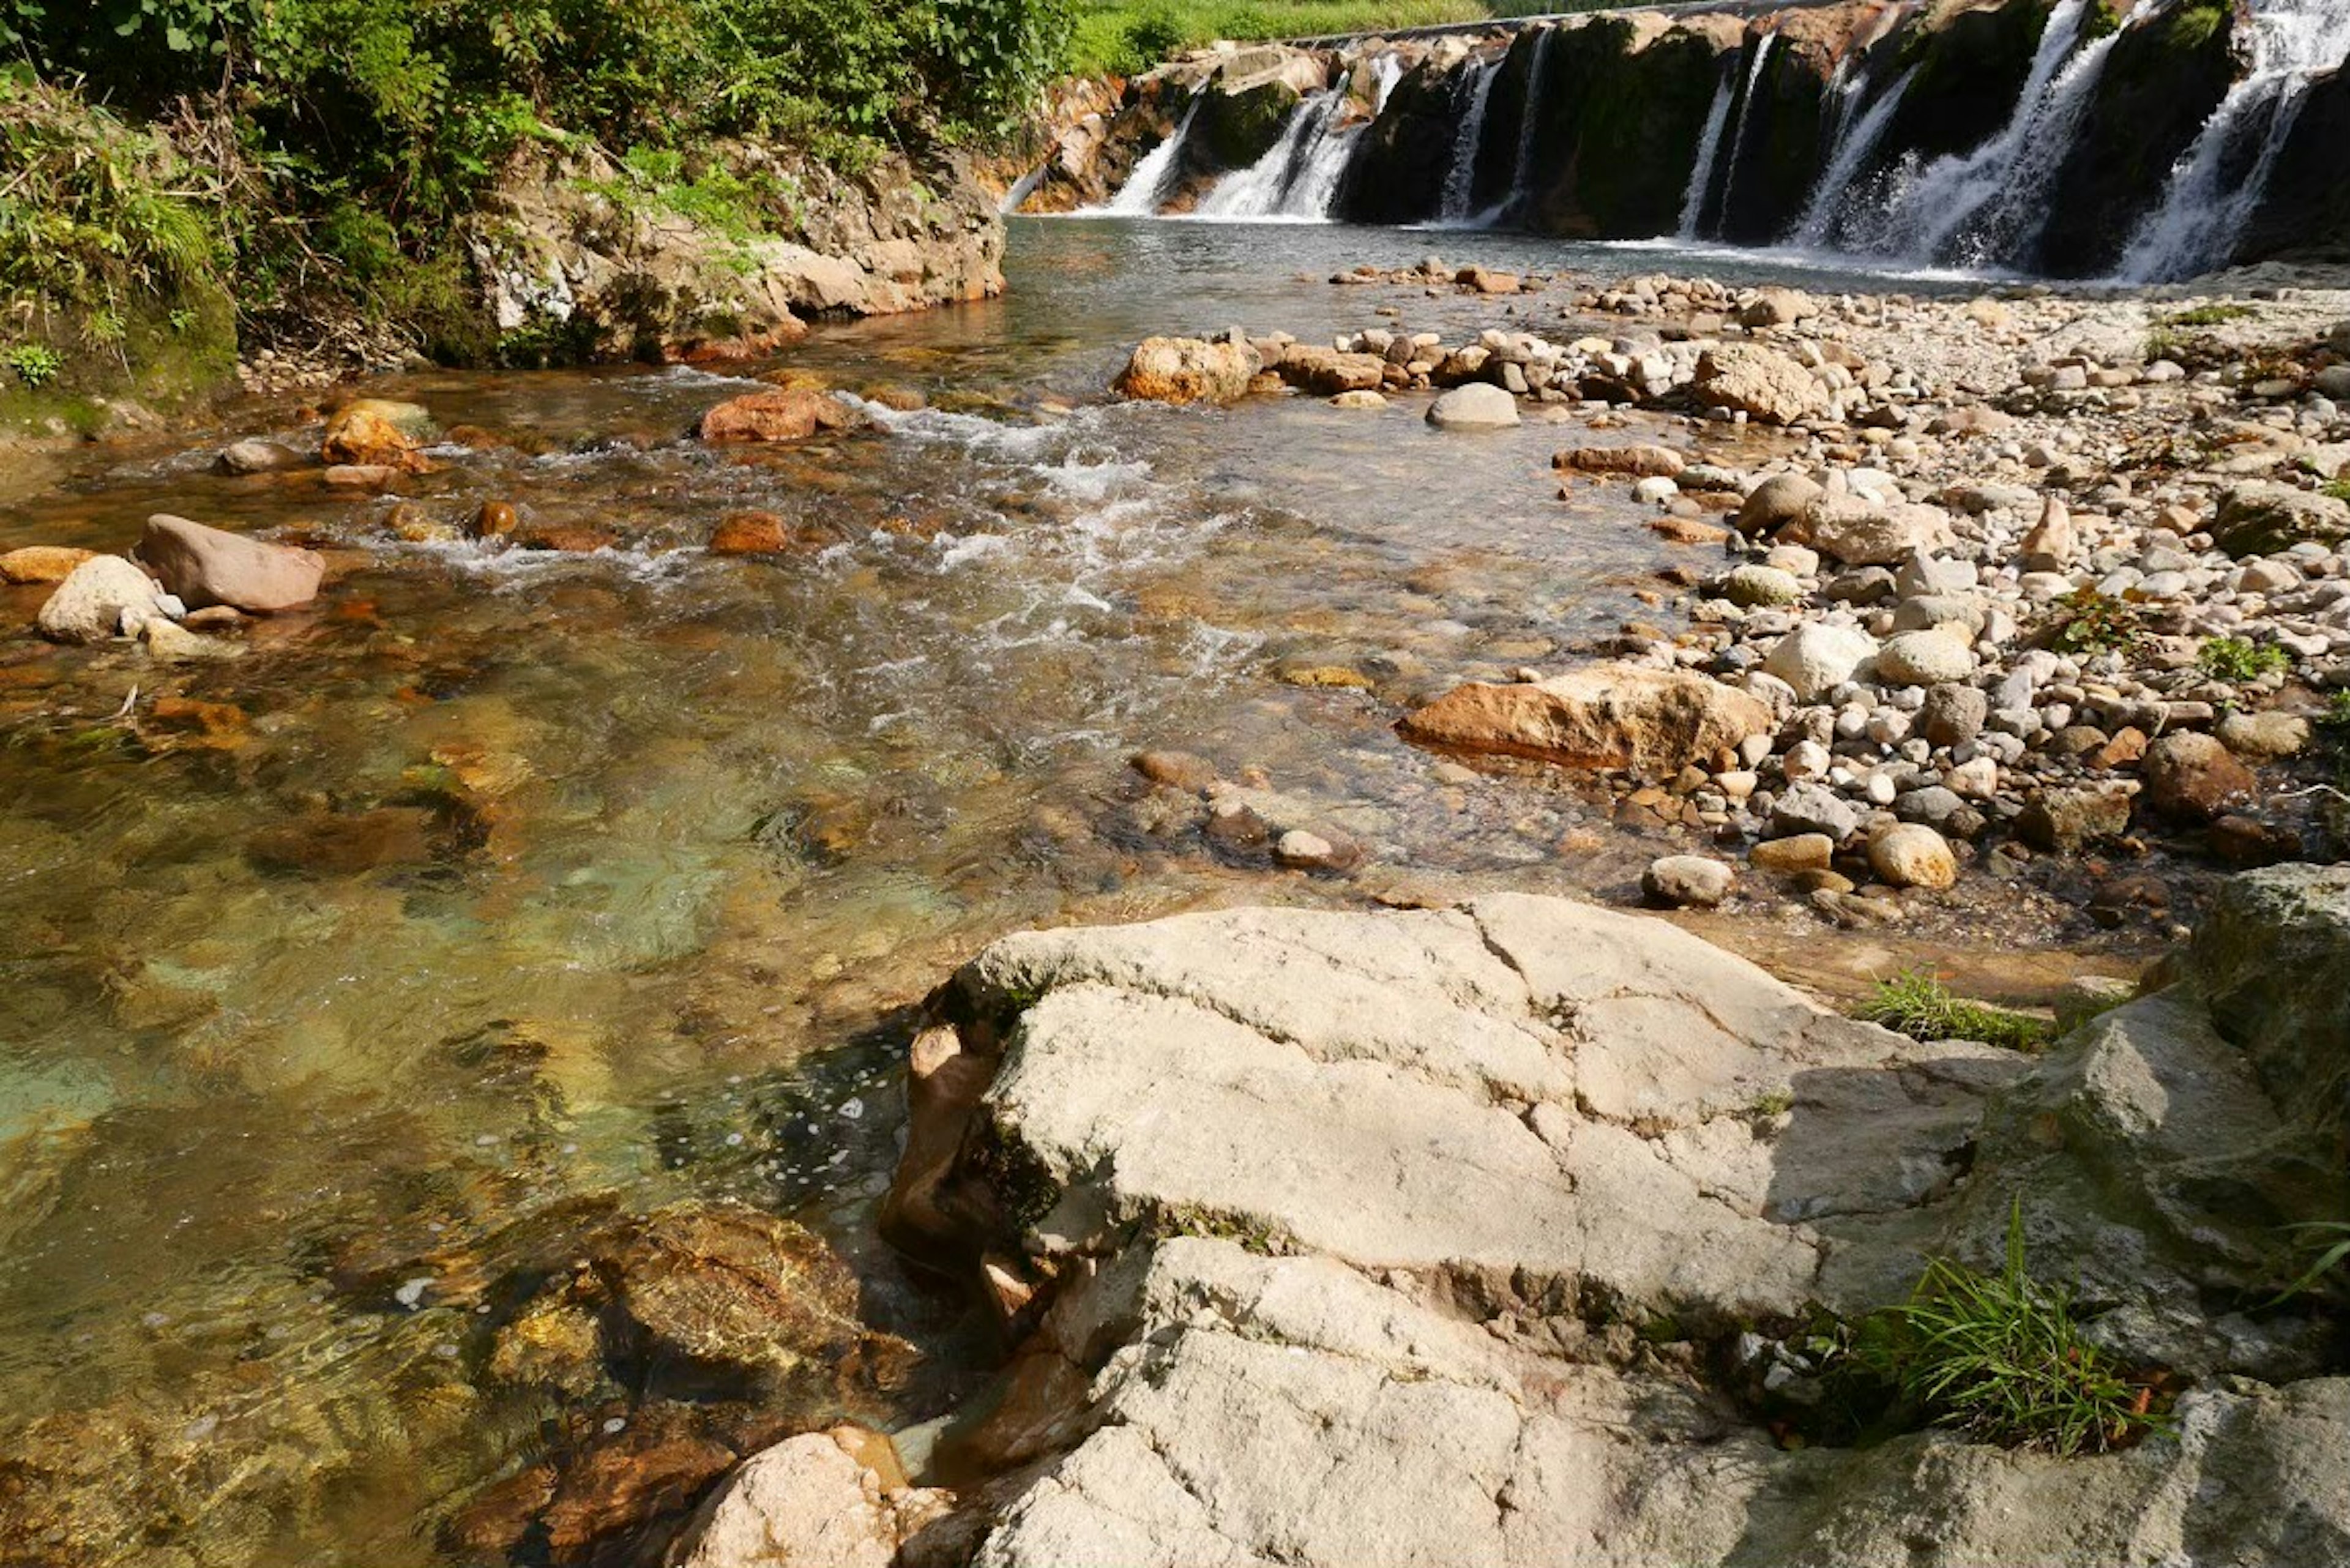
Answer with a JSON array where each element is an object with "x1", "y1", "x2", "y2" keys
[
  {"x1": 2269, "y1": 1222, "x2": 2350, "y2": 1304},
  {"x1": 2159, "y1": 303, "x2": 2255, "y2": 328},
  {"x1": 1848, "y1": 1200, "x2": 2170, "y2": 1456},
  {"x1": 2049, "y1": 588, "x2": 2146, "y2": 655},
  {"x1": 1855, "y1": 970, "x2": 2051, "y2": 1051},
  {"x1": 2197, "y1": 636, "x2": 2292, "y2": 684},
  {"x1": 2, "y1": 343, "x2": 62, "y2": 387},
  {"x1": 2324, "y1": 479, "x2": 2350, "y2": 504}
]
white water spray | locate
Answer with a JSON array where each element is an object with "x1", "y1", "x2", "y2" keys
[
  {"x1": 1105, "y1": 100, "x2": 1201, "y2": 216},
  {"x1": 1439, "y1": 56, "x2": 1504, "y2": 224},
  {"x1": 2116, "y1": 0, "x2": 2350, "y2": 281},
  {"x1": 1676, "y1": 62, "x2": 1738, "y2": 240}
]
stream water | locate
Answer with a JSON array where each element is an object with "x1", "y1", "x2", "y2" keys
[{"x1": 0, "y1": 218, "x2": 2136, "y2": 1566}]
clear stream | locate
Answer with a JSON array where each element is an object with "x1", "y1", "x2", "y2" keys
[{"x1": 0, "y1": 219, "x2": 2130, "y2": 1566}]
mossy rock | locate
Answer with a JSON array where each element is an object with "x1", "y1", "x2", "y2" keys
[
  {"x1": 0, "y1": 282, "x2": 237, "y2": 437},
  {"x1": 1516, "y1": 21, "x2": 1726, "y2": 239},
  {"x1": 1190, "y1": 77, "x2": 1302, "y2": 174},
  {"x1": 1334, "y1": 59, "x2": 1466, "y2": 223},
  {"x1": 1882, "y1": 0, "x2": 2056, "y2": 166}
]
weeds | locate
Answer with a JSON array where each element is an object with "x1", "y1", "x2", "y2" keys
[
  {"x1": 2048, "y1": 588, "x2": 2145, "y2": 655},
  {"x1": 2158, "y1": 303, "x2": 2255, "y2": 329},
  {"x1": 1849, "y1": 1200, "x2": 2169, "y2": 1456},
  {"x1": 2325, "y1": 479, "x2": 2350, "y2": 504},
  {"x1": 2196, "y1": 636, "x2": 2291, "y2": 684},
  {"x1": 2270, "y1": 1222, "x2": 2350, "y2": 1304},
  {"x1": 1856, "y1": 971, "x2": 2051, "y2": 1051},
  {"x1": 2, "y1": 343, "x2": 62, "y2": 387}
]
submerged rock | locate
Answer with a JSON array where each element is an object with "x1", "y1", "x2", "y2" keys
[
  {"x1": 323, "y1": 398, "x2": 435, "y2": 469},
  {"x1": 0, "y1": 545, "x2": 95, "y2": 585},
  {"x1": 699, "y1": 388, "x2": 862, "y2": 443}
]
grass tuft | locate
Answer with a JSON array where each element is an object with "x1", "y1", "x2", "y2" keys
[
  {"x1": 2196, "y1": 636, "x2": 2291, "y2": 684},
  {"x1": 1851, "y1": 1200, "x2": 2169, "y2": 1456},
  {"x1": 2270, "y1": 1221, "x2": 2350, "y2": 1305},
  {"x1": 1856, "y1": 971, "x2": 2051, "y2": 1052}
]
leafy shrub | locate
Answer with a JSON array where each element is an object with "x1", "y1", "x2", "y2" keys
[
  {"x1": 3, "y1": 343, "x2": 64, "y2": 387},
  {"x1": 1856, "y1": 971, "x2": 2051, "y2": 1051},
  {"x1": 2048, "y1": 588, "x2": 2144, "y2": 655},
  {"x1": 2196, "y1": 636, "x2": 2291, "y2": 684}
]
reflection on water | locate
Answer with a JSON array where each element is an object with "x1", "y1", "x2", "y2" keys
[{"x1": 0, "y1": 218, "x2": 1923, "y2": 1564}]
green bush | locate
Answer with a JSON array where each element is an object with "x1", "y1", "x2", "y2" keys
[{"x1": 2196, "y1": 636, "x2": 2291, "y2": 684}]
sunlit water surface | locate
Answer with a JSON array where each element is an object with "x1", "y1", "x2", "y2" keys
[{"x1": 0, "y1": 219, "x2": 2048, "y2": 1566}]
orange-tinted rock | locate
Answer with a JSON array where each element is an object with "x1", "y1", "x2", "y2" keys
[
  {"x1": 472, "y1": 500, "x2": 520, "y2": 539},
  {"x1": 515, "y1": 525, "x2": 617, "y2": 554},
  {"x1": 0, "y1": 546, "x2": 96, "y2": 585},
  {"x1": 1400, "y1": 663, "x2": 1771, "y2": 775},
  {"x1": 322, "y1": 398, "x2": 434, "y2": 469},
  {"x1": 698, "y1": 388, "x2": 860, "y2": 444},
  {"x1": 707, "y1": 511, "x2": 793, "y2": 555},
  {"x1": 147, "y1": 696, "x2": 248, "y2": 739}
]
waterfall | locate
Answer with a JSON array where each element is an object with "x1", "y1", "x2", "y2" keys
[
  {"x1": 999, "y1": 161, "x2": 1049, "y2": 215},
  {"x1": 1439, "y1": 56, "x2": 1504, "y2": 224},
  {"x1": 1709, "y1": 33, "x2": 1779, "y2": 238},
  {"x1": 1947, "y1": 21, "x2": 2123, "y2": 267},
  {"x1": 1789, "y1": 69, "x2": 1914, "y2": 248},
  {"x1": 2115, "y1": 0, "x2": 2350, "y2": 282},
  {"x1": 1104, "y1": 100, "x2": 1201, "y2": 216},
  {"x1": 1370, "y1": 51, "x2": 1406, "y2": 115},
  {"x1": 1490, "y1": 28, "x2": 1558, "y2": 225},
  {"x1": 1866, "y1": 0, "x2": 2095, "y2": 263},
  {"x1": 1196, "y1": 89, "x2": 1353, "y2": 220},
  {"x1": 1676, "y1": 63, "x2": 1738, "y2": 240}
]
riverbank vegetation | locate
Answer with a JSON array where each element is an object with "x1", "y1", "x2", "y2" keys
[
  {"x1": 1069, "y1": 1, "x2": 1566, "y2": 75},
  {"x1": 1, "y1": 0, "x2": 1065, "y2": 398}
]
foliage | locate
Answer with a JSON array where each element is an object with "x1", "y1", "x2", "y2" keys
[
  {"x1": 2, "y1": 343, "x2": 64, "y2": 386},
  {"x1": 1848, "y1": 1200, "x2": 2168, "y2": 1456},
  {"x1": 2325, "y1": 479, "x2": 2350, "y2": 504},
  {"x1": 2322, "y1": 691, "x2": 2350, "y2": 733},
  {"x1": 1, "y1": 0, "x2": 1068, "y2": 347},
  {"x1": 2049, "y1": 588, "x2": 2146, "y2": 655},
  {"x1": 1856, "y1": 970, "x2": 2051, "y2": 1052},
  {"x1": 2270, "y1": 1222, "x2": 2350, "y2": 1304},
  {"x1": 1065, "y1": 1, "x2": 1570, "y2": 75},
  {"x1": 0, "y1": 75, "x2": 221, "y2": 315},
  {"x1": 2196, "y1": 636, "x2": 2291, "y2": 684},
  {"x1": 2159, "y1": 302, "x2": 2255, "y2": 328}
]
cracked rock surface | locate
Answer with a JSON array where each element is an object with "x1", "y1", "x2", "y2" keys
[{"x1": 835, "y1": 883, "x2": 2350, "y2": 1567}]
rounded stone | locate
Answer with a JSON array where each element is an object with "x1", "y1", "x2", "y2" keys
[
  {"x1": 1876, "y1": 629, "x2": 1976, "y2": 687},
  {"x1": 1643, "y1": 855, "x2": 1735, "y2": 908},
  {"x1": 1867, "y1": 823, "x2": 1959, "y2": 890},
  {"x1": 1426, "y1": 383, "x2": 1521, "y2": 429}
]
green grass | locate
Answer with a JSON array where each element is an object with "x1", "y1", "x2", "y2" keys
[
  {"x1": 2197, "y1": 636, "x2": 2292, "y2": 684},
  {"x1": 2158, "y1": 303, "x2": 2255, "y2": 328},
  {"x1": 1068, "y1": 1, "x2": 1566, "y2": 75},
  {"x1": 2272, "y1": 1222, "x2": 2350, "y2": 1304},
  {"x1": 1856, "y1": 971, "x2": 2052, "y2": 1052},
  {"x1": 1850, "y1": 1200, "x2": 2168, "y2": 1456},
  {"x1": 2324, "y1": 479, "x2": 2350, "y2": 503}
]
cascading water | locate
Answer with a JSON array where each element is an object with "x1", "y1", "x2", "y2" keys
[
  {"x1": 1370, "y1": 51, "x2": 1406, "y2": 115},
  {"x1": 1195, "y1": 89, "x2": 1354, "y2": 220},
  {"x1": 1944, "y1": 18, "x2": 2123, "y2": 268},
  {"x1": 2115, "y1": 0, "x2": 2350, "y2": 281},
  {"x1": 1676, "y1": 62, "x2": 1739, "y2": 240},
  {"x1": 1487, "y1": 28, "x2": 1558, "y2": 225},
  {"x1": 1439, "y1": 56, "x2": 1504, "y2": 225},
  {"x1": 1709, "y1": 33, "x2": 1778, "y2": 238},
  {"x1": 1856, "y1": 0, "x2": 2097, "y2": 264},
  {"x1": 1789, "y1": 69, "x2": 1914, "y2": 248},
  {"x1": 1104, "y1": 100, "x2": 1201, "y2": 216}
]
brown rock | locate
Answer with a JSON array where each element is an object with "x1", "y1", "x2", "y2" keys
[
  {"x1": 880, "y1": 1023, "x2": 1005, "y2": 1275},
  {"x1": 539, "y1": 1419, "x2": 738, "y2": 1564},
  {"x1": 1735, "y1": 474, "x2": 1824, "y2": 536},
  {"x1": 0, "y1": 546, "x2": 95, "y2": 585},
  {"x1": 1398, "y1": 663, "x2": 1771, "y2": 775},
  {"x1": 2143, "y1": 732, "x2": 2256, "y2": 823},
  {"x1": 1555, "y1": 444, "x2": 1685, "y2": 479},
  {"x1": 708, "y1": 511, "x2": 824, "y2": 556},
  {"x1": 323, "y1": 463, "x2": 400, "y2": 490},
  {"x1": 1649, "y1": 516, "x2": 1732, "y2": 545},
  {"x1": 133, "y1": 514, "x2": 324, "y2": 613},
  {"x1": 699, "y1": 388, "x2": 861, "y2": 443},
  {"x1": 1111, "y1": 336, "x2": 1259, "y2": 405},
  {"x1": 1692, "y1": 345, "x2": 1828, "y2": 426},
  {"x1": 1457, "y1": 266, "x2": 1520, "y2": 294},
  {"x1": 1131, "y1": 750, "x2": 1220, "y2": 792},
  {"x1": 2092, "y1": 726, "x2": 2149, "y2": 770},
  {"x1": 1750, "y1": 833, "x2": 1835, "y2": 873},
  {"x1": 473, "y1": 500, "x2": 520, "y2": 539},
  {"x1": 248, "y1": 807, "x2": 438, "y2": 875},
  {"x1": 322, "y1": 398, "x2": 433, "y2": 470},
  {"x1": 516, "y1": 525, "x2": 617, "y2": 553}
]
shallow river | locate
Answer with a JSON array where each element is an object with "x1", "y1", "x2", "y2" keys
[{"x1": 0, "y1": 219, "x2": 2131, "y2": 1566}]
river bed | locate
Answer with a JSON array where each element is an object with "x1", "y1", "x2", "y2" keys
[{"x1": 0, "y1": 218, "x2": 2154, "y2": 1566}]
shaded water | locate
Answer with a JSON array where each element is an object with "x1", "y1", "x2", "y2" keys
[{"x1": 0, "y1": 218, "x2": 2114, "y2": 1565}]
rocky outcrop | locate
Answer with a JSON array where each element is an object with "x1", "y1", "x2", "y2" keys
[
  {"x1": 827, "y1": 881, "x2": 2349, "y2": 1567},
  {"x1": 469, "y1": 143, "x2": 1002, "y2": 365}
]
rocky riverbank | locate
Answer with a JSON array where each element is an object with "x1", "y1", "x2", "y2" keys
[
  {"x1": 1107, "y1": 268, "x2": 2350, "y2": 930},
  {"x1": 663, "y1": 864, "x2": 2349, "y2": 1566}
]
